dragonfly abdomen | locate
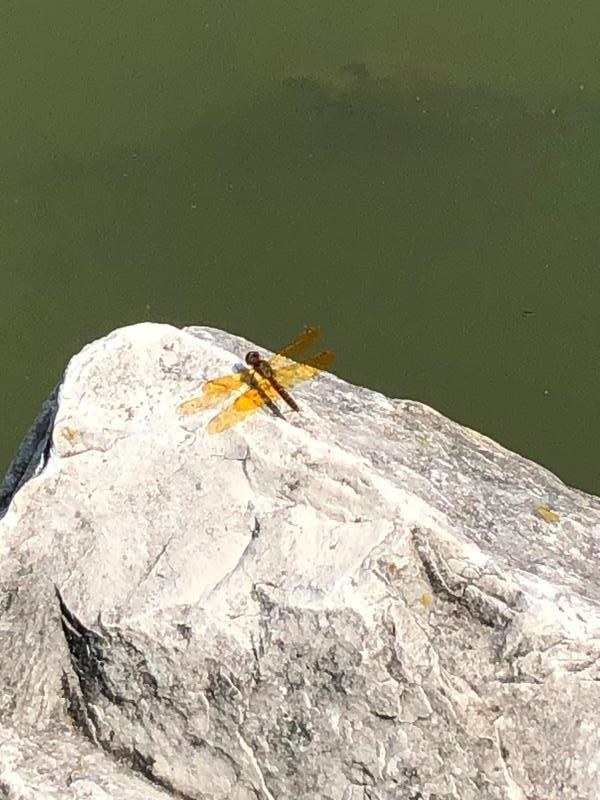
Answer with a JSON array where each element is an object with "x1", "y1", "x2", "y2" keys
[{"x1": 268, "y1": 378, "x2": 300, "y2": 412}]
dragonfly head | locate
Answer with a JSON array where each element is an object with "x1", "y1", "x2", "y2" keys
[{"x1": 245, "y1": 351, "x2": 261, "y2": 367}]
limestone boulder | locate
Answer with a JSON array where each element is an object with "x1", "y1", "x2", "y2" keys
[{"x1": 0, "y1": 323, "x2": 598, "y2": 799}]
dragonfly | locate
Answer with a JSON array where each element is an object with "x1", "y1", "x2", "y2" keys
[{"x1": 177, "y1": 326, "x2": 335, "y2": 434}]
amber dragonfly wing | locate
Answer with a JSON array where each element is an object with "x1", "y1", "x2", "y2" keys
[
  {"x1": 176, "y1": 326, "x2": 323, "y2": 416},
  {"x1": 176, "y1": 370, "x2": 249, "y2": 415},
  {"x1": 269, "y1": 325, "x2": 322, "y2": 367},
  {"x1": 206, "y1": 349, "x2": 335, "y2": 434},
  {"x1": 176, "y1": 327, "x2": 334, "y2": 432}
]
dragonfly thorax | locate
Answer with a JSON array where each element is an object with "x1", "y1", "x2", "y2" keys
[{"x1": 245, "y1": 350, "x2": 277, "y2": 381}]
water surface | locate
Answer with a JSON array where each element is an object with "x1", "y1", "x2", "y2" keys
[{"x1": 2, "y1": 1, "x2": 599, "y2": 492}]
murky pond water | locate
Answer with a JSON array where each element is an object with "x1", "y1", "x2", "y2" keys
[{"x1": 2, "y1": 2, "x2": 599, "y2": 492}]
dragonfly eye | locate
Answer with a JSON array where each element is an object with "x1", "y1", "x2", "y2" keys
[{"x1": 245, "y1": 351, "x2": 260, "y2": 366}]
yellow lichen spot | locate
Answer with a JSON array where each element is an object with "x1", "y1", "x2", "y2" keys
[
  {"x1": 419, "y1": 592, "x2": 432, "y2": 607},
  {"x1": 60, "y1": 426, "x2": 79, "y2": 443},
  {"x1": 535, "y1": 504, "x2": 560, "y2": 523}
]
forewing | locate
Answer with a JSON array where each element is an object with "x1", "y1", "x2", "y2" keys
[
  {"x1": 176, "y1": 371, "x2": 248, "y2": 415},
  {"x1": 269, "y1": 326, "x2": 321, "y2": 368}
]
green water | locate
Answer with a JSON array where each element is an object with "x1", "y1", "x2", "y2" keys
[{"x1": 2, "y1": 1, "x2": 600, "y2": 493}]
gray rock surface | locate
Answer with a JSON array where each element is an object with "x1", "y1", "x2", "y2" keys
[{"x1": 0, "y1": 322, "x2": 599, "y2": 800}]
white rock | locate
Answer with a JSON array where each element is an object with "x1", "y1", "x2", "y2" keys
[{"x1": 0, "y1": 322, "x2": 599, "y2": 799}]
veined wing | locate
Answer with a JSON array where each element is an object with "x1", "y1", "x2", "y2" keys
[
  {"x1": 207, "y1": 349, "x2": 335, "y2": 434},
  {"x1": 269, "y1": 326, "x2": 321, "y2": 369},
  {"x1": 176, "y1": 370, "x2": 250, "y2": 415},
  {"x1": 177, "y1": 326, "x2": 322, "y2": 416}
]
